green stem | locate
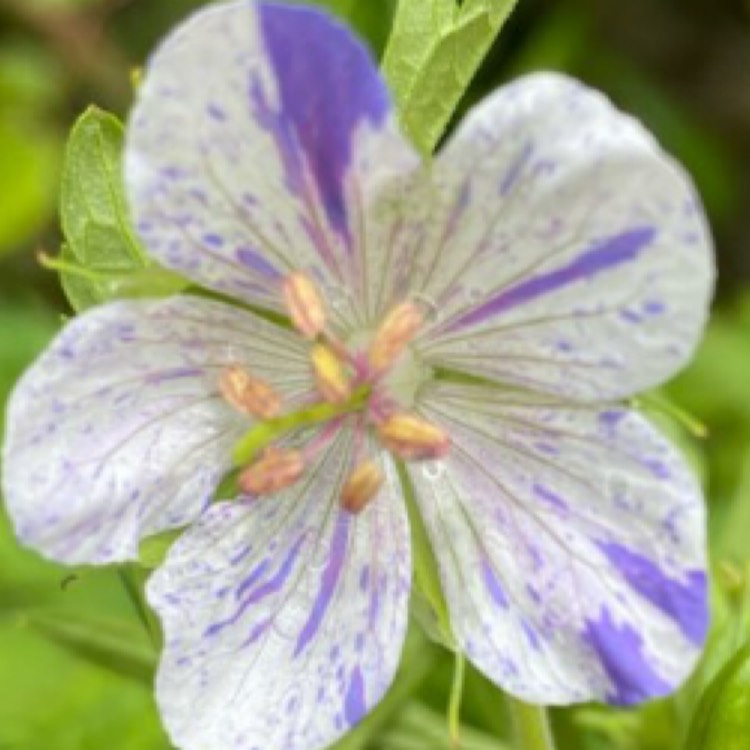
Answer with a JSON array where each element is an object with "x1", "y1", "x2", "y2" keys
[
  {"x1": 448, "y1": 651, "x2": 466, "y2": 748},
  {"x1": 232, "y1": 385, "x2": 370, "y2": 466},
  {"x1": 507, "y1": 697, "x2": 556, "y2": 750}
]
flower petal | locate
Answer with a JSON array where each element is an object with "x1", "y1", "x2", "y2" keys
[
  {"x1": 405, "y1": 382, "x2": 708, "y2": 704},
  {"x1": 126, "y1": 0, "x2": 417, "y2": 316},
  {"x1": 411, "y1": 73, "x2": 713, "y2": 400},
  {"x1": 2, "y1": 296, "x2": 310, "y2": 564},
  {"x1": 147, "y1": 431, "x2": 410, "y2": 750}
]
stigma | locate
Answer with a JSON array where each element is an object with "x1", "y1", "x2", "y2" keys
[{"x1": 223, "y1": 272, "x2": 450, "y2": 508}]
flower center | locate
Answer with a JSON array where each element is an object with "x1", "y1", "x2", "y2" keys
[{"x1": 222, "y1": 271, "x2": 449, "y2": 513}]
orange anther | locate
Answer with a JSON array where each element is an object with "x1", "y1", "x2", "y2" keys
[
  {"x1": 341, "y1": 460, "x2": 384, "y2": 514},
  {"x1": 218, "y1": 365, "x2": 282, "y2": 420},
  {"x1": 368, "y1": 302, "x2": 424, "y2": 374},
  {"x1": 378, "y1": 413, "x2": 450, "y2": 461},
  {"x1": 311, "y1": 343, "x2": 351, "y2": 405},
  {"x1": 239, "y1": 447, "x2": 305, "y2": 496},
  {"x1": 282, "y1": 271, "x2": 326, "y2": 340}
]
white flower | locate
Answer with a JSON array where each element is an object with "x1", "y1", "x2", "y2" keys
[{"x1": 2, "y1": 2, "x2": 714, "y2": 750}]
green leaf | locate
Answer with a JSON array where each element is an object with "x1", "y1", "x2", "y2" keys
[
  {"x1": 21, "y1": 609, "x2": 156, "y2": 684},
  {"x1": 138, "y1": 528, "x2": 183, "y2": 569},
  {"x1": 396, "y1": 460, "x2": 455, "y2": 649},
  {"x1": 57, "y1": 106, "x2": 186, "y2": 310},
  {"x1": 685, "y1": 642, "x2": 750, "y2": 750},
  {"x1": 383, "y1": 0, "x2": 519, "y2": 155}
]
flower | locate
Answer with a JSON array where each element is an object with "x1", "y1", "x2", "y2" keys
[{"x1": 1, "y1": 1, "x2": 715, "y2": 749}]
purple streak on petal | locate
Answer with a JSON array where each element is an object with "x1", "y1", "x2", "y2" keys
[
  {"x1": 481, "y1": 558, "x2": 508, "y2": 609},
  {"x1": 446, "y1": 227, "x2": 656, "y2": 332},
  {"x1": 294, "y1": 513, "x2": 351, "y2": 657},
  {"x1": 533, "y1": 483, "x2": 568, "y2": 511},
  {"x1": 584, "y1": 607, "x2": 671, "y2": 705},
  {"x1": 344, "y1": 666, "x2": 366, "y2": 727},
  {"x1": 499, "y1": 142, "x2": 533, "y2": 196},
  {"x1": 145, "y1": 367, "x2": 202, "y2": 385},
  {"x1": 249, "y1": 75, "x2": 303, "y2": 197},
  {"x1": 598, "y1": 542, "x2": 708, "y2": 645},
  {"x1": 235, "y1": 557, "x2": 272, "y2": 600},
  {"x1": 522, "y1": 620, "x2": 541, "y2": 650},
  {"x1": 204, "y1": 536, "x2": 304, "y2": 638},
  {"x1": 236, "y1": 246, "x2": 282, "y2": 280},
  {"x1": 258, "y1": 3, "x2": 389, "y2": 240}
]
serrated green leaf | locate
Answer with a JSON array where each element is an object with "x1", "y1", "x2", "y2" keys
[
  {"x1": 21, "y1": 609, "x2": 156, "y2": 684},
  {"x1": 57, "y1": 106, "x2": 186, "y2": 310},
  {"x1": 383, "y1": 0, "x2": 519, "y2": 155}
]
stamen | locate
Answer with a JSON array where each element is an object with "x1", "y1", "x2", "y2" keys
[
  {"x1": 378, "y1": 413, "x2": 450, "y2": 461},
  {"x1": 368, "y1": 302, "x2": 424, "y2": 374},
  {"x1": 282, "y1": 271, "x2": 326, "y2": 339},
  {"x1": 341, "y1": 459, "x2": 384, "y2": 514},
  {"x1": 239, "y1": 447, "x2": 304, "y2": 495},
  {"x1": 311, "y1": 343, "x2": 352, "y2": 405},
  {"x1": 219, "y1": 365, "x2": 282, "y2": 419}
]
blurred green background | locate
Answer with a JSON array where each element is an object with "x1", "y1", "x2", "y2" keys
[{"x1": 1, "y1": 0, "x2": 750, "y2": 748}]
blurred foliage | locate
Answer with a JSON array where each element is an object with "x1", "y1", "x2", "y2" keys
[{"x1": 1, "y1": 0, "x2": 750, "y2": 748}]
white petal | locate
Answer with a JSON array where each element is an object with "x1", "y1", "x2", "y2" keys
[
  {"x1": 126, "y1": 1, "x2": 417, "y2": 322},
  {"x1": 2, "y1": 296, "x2": 309, "y2": 564},
  {"x1": 406, "y1": 382, "x2": 708, "y2": 704},
  {"x1": 148, "y1": 431, "x2": 411, "y2": 750},
  {"x1": 410, "y1": 73, "x2": 713, "y2": 400}
]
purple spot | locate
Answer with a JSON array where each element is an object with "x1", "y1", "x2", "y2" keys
[
  {"x1": 294, "y1": 514, "x2": 350, "y2": 657},
  {"x1": 203, "y1": 233, "x2": 224, "y2": 247},
  {"x1": 229, "y1": 544, "x2": 253, "y2": 566},
  {"x1": 522, "y1": 620, "x2": 541, "y2": 649},
  {"x1": 620, "y1": 309, "x2": 642, "y2": 324},
  {"x1": 359, "y1": 565, "x2": 370, "y2": 591},
  {"x1": 344, "y1": 667, "x2": 366, "y2": 726},
  {"x1": 258, "y1": 4, "x2": 389, "y2": 239},
  {"x1": 644, "y1": 300, "x2": 665, "y2": 315},
  {"x1": 584, "y1": 607, "x2": 672, "y2": 705},
  {"x1": 533, "y1": 483, "x2": 567, "y2": 511},
  {"x1": 236, "y1": 246, "x2": 281, "y2": 280},
  {"x1": 598, "y1": 542, "x2": 707, "y2": 645},
  {"x1": 447, "y1": 227, "x2": 656, "y2": 331},
  {"x1": 207, "y1": 102, "x2": 227, "y2": 121},
  {"x1": 641, "y1": 458, "x2": 671, "y2": 479},
  {"x1": 482, "y1": 558, "x2": 508, "y2": 608},
  {"x1": 599, "y1": 410, "x2": 626, "y2": 428}
]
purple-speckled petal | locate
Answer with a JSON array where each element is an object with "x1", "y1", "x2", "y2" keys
[
  {"x1": 409, "y1": 73, "x2": 714, "y2": 401},
  {"x1": 1, "y1": 296, "x2": 310, "y2": 564},
  {"x1": 147, "y1": 432, "x2": 411, "y2": 750},
  {"x1": 125, "y1": 1, "x2": 417, "y2": 320},
  {"x1": 406, "y1": 381, "x2": 708, "y2": 705}
]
